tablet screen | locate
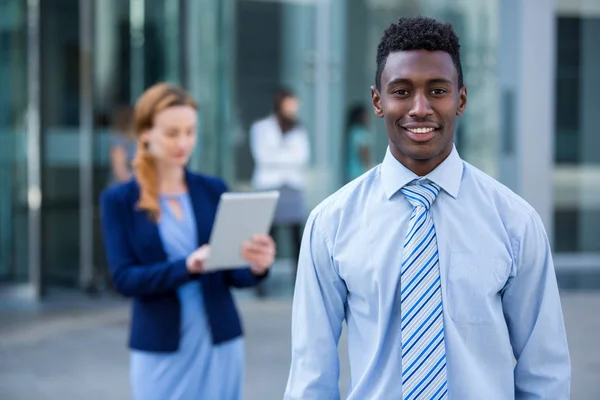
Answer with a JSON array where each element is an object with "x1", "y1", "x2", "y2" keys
[{"x1": 203, "y1": 191, "x2": 280, "y2": 270}]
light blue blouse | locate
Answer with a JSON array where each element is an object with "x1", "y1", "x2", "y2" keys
[{"x1": 130, "y1": 193, "x2": 244, "y2": 400}]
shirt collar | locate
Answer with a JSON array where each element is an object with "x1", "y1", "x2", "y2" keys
[{"x1": 380, "y1": 144, "x2": 464, "y2": 200}]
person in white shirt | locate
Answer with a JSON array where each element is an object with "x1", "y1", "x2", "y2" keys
[{"x1": 250, "y1": 88, "x2": 310, "y2": 287}]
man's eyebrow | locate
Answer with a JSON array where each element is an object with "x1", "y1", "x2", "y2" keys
[
  {"x1": 386, "y1": 77, "x2": 453, "y2": 87},
  {"x1": 386, "y1": 78, "x2": 412, "y2": 87},
  {"x1": 427, "y1": 78, "x2": 453, "y2": 85}
]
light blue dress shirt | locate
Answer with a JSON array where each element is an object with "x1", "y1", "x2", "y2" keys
[{"x1": 284, "y1": 146, "x2": 570, "y2": 399}]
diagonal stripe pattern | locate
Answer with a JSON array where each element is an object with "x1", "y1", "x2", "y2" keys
[{"x1": 400, "y1": 181, "x2": 447, "y2": 400}]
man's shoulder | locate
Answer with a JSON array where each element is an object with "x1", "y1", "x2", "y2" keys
[
  {"x1": 251, "y1": 116, "x2": 274, "y2": 130},
  {"x1": 309, "y1": 166, "x2": 380, "y2": 225},
  {"x1": 462, "y1": 162, "x2": 536, "y2": 218}
]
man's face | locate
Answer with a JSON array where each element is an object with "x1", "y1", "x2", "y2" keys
[
  {"x1": 371, "y1": 50, "x2": 467, "y2": 174},
  {"x1": 279, "y1": 96, "x2": 300, "y2": 120}
]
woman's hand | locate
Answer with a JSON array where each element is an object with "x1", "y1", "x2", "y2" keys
[
  {"x1": 186, "y1": 245, "x2": 210, "y2": 274},
  {"x1": 242, "y1": 235, "x2": 276, "y2": 276}
]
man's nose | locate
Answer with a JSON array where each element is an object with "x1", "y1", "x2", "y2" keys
[{"x1": 409, "y1": 92, "x2": 433, "y2": 118}]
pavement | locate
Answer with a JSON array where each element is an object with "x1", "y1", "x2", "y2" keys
[{"x1": 0, "y1": 289, "x2": 599, "y2": 399}]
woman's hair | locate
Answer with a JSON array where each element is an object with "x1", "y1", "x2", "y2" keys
[{"x1": 131, "y1": 83, "x2": 197, "y2": 221}]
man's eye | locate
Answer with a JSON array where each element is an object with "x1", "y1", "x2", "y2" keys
[
  {"x1": 393, "y1": 89, "x2": 409, "y2": 95},
  {"x1": 431, "y1": 89, "x2": 447, "y2": 95}
]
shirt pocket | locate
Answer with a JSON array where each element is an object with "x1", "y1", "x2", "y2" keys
[{"x1": 445, "y1": 252, "x2": 509, "y2": 324}]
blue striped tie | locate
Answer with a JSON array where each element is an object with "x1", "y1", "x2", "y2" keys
[{"x1": 400, "y1": 181, "x2": 447, "y2": 400}]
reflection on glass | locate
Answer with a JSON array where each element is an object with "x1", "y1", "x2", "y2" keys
[
  {"x1": 220, "y1": 0, "x2": 499, "y2": 296},
  {"x1": 90, "y1": 0, "x2": 185, "y2": 289},
  {"x1": 0, "y1": 0, "x2": 29, "y2": 283},
  {"x1": 364, "y1": 0, "x2": 499, "y2": 176},
  {"x1": 40, "y1": 0, "x2": 81, "y2": 285},
  {"x1": 554, "y1": 16, "x2": 600, "y2": 252},
  {"x1": 232, "y1": 0, "x2": 316, "y2": 190}
]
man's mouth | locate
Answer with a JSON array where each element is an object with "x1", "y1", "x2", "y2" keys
[
  {"x1": 405, "y1": 127, "x2": 436, "y2": 134},
  {"x1": 402, "y1": 126, "x2": 439, "y2": 142}
]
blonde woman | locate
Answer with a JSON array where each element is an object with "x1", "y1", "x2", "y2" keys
[{"x1": 100, "y1": 83, "x2": 275, "y2": 399}]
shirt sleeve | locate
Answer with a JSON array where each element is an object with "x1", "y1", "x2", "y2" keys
[
  {"x1": 284, "y1": 209, "x2": 347, "y2": 400},
  {"x1": 250, "y1": 122, "x2": 310, "y2": 167},
  {"x1": 501, "y1": 211, "x2": 571, "y2": 399}
]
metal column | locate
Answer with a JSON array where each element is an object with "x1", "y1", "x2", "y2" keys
[
  {"x1": 79, "y1": 0, "x2": 95, "y2": 288},
  {"x1": 498, "y1": 0, "x2": 556, "y2": 240},
  {"x1": 26, "y1": 0, "x2": 42, "y2": 300},
  {"x1": 314, "y1": 0, "x2": 331, "y2": 200}
]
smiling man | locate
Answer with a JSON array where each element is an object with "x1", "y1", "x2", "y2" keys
[{"x1": 284, "y1": 17, "x2": 570, "y2": 400}]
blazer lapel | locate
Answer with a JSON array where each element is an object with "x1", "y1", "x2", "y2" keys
[
  {"x1": 128, "y1": 181, "x2": 168, "y2": 263},
  {"x1": 185, "y1": 170, "x2": 217, "y2": 247},
  {"x1": 127, "y1": 172, "x2": 219, "y2": 263}
]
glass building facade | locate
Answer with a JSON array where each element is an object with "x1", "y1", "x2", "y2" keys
[
  {"x1": 0, "y1": 0, "x2": 597, "y2": 299},
  {"x1": 554, "y1": 1, "x2": 600, "y2": 255},
  {"x1": 0, "y1": 0, "x2": 29, "y2": 287}
]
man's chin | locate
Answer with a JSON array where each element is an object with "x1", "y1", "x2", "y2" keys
[
  {"x1": 411, "y1": 143, "x2": 452, "y2": 161},
  {"x1": 392, "y1": 140, "x2": 448, "y2": 161}
]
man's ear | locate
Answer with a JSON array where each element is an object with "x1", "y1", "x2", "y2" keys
[
  {"x1": 457, "y1": 85, "x2": 467, "y2": 116},
  {"x1": 371, "y1": 86, "x2": 384, "y2": 118}
]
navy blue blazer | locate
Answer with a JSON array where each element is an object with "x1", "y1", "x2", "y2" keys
[{"x1": 100, "y1": 170, "x2": 266, "y2": 352}]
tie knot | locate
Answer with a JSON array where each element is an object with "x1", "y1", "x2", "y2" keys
[{"x1": 400, "y1": 181, "x2": 440, "y2": 210}]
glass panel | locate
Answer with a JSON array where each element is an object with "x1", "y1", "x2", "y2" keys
[
  {"x1": 214, "y1": 0, "x2": 321, "y2": 296},
  {"x1": 231, "y1": 0, "x2": 317, "y2": 190},
  {"x1": 185, "y1": 0, "x2": 234, "y2": 177},
  {"x1": 362, "y1": 0, "x2": 499, "y2": 177},
  {"x1": 90, "y1": 0, "x2": 184, "y2": 289},
  {"x1": 40, "y1": 0, "x2": 81, "y2": 286},
  {"x1": 0, "y1": 0, "x2": 29, "y2": 283},
  {"x1": 210, "y1": 0, "x2": 499, "y2": 297},
  {"x1": 554, "y1": 15, "x2": 600, "y2": 252}
]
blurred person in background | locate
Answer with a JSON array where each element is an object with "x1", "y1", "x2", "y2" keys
[
  {"x1": 88, "y1": 106, "x2": 138, "y2": 294},
  {"x1": 108, "y1": 105, "x2": 137, "y2": 185},
  {"x1": 250, "y1": 87, "x2": 310, "y2": 289},
  {"x1": 285, "y1": 17, "x2": 570, "y2": 399},
  {"x1": 100, "y1": 83, "x2": 276, "y2": 400},
  {"x1": 344, "y1": 104, "x2": 372, "y2": 182}
]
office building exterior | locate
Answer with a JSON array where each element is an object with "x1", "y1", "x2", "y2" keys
[{"x1": 0, "y1": 0, "x2": 597, "y2": 299}]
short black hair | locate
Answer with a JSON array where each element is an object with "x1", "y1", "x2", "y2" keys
[{"x1": 375, "y1": 16, "x2": 463, "y2": 91}]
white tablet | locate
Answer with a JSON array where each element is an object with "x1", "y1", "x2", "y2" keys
[{"x1": 203, "y1": 190, "x2": 280, "y2": 271}]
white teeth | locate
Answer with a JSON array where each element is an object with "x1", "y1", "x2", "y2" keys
[{"x1": 407, "y1": 127, "x2": 435, "y2": 134}]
